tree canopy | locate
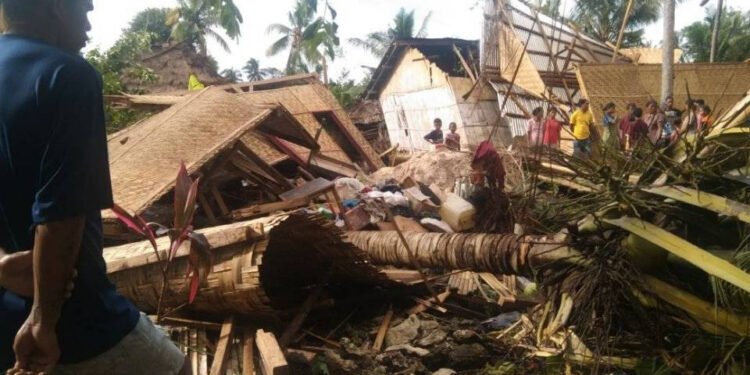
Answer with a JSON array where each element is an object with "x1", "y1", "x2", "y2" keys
[
  {"x1": 680, "y1": 7, "x2": 750, "y2": 62},
  {"x1": 571, "y1": 0, "x2": 661, "y2": 47},
  {"x1": 168, "y1": 0, "x2": 244, "y2": 54},
  {"x1": 128, "y1": 8, "x2": 173, "y2": 47},
  {"x1": 349, "y1": 8, "x2": 432, "y2": 58},
  {"x1": 266, "y1": 0, "x2": 340, "y2": 76}
]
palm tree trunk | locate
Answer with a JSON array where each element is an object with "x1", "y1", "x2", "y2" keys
[
  {"x1": 661, "y1": 0, "x2": 676, "y2": 102},
  {"x1": 346, "y1": 231, "x2": 578, "y2": 277},
  {"x1": 710, "y1": 0, "x2": 724, "y2": 62},
  {"x1": 321, "y1": 56, "x2": 329, "y2": 85}
]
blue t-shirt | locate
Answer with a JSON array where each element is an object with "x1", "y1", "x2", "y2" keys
[{"x1": 0, "y1": 35, "x2": 139, "y2": 370}]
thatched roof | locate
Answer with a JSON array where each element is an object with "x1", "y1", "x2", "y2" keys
[
  {"x1": 576, "y1": 62, "x2": 750, "y2": 122},
  {"x1": 105, "y1": 87, "x2": 318, "y2": 221},
  {"x1": 348, "y1": 100, "x2": 384, "y2": 125},
  {"x1": 126, "y1": 43, "x2": 226, "y2": 93}
]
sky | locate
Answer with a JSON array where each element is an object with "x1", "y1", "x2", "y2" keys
[{"x1": 86, "y1": 0, "x2": 750, "y2": 81}]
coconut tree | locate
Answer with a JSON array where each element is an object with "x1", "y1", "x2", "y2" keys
[
  {"x1": 266, "y1": 0, "x2": 340, "y2": 80},
  {"x1": 220, "y1": 68, "x2": 242, "y2": 83},
  {"x1": 571, "y1": 0, "x2": 660, "y2": 47},
  {"x1": 243, "y1": 58, "x2": 284, "y2": 81},
  {"x1": 680, "y1": 7, "x2": 750, "y2": 62},
  {"x1": 128, "y1": 8, "x2": 173, "y2": 47},
  {"x1": 349, "y1": 8, "x2": 432, "y2": 58},
  {"x1": 168, "y1": 0, "x2": 244, "y2": 55}
]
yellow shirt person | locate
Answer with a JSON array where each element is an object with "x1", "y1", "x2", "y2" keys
[
  {"x1": 570, "y1": 106, "x2": 593, "y2": 140},
  {"x1": 569, "y1": 99, "x2": 594, "y2": 158}
]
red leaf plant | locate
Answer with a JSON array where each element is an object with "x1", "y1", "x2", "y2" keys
[{"x1": 112, "y1": 162, "x2": 213, "y2": 319}]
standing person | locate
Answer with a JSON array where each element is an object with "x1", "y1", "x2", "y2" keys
[
  {"x1": 698, "y1": 105, "x2": 715, "y2": 134},
  {"x1": 570, "y1": 99, "x2": 594, "y2": 158},
  {"x1": 543, "y1": 108, "x2": 562, "y2": 149},
  {"x1": 527, "y1": 107, "x2": 545, "y2": 149},
  {"x1": 601, "y1": 102, "x2": 618, "y2": 148},
  {"x1": 661, "y1": 96, "x2": 681, "y2": 145},
  {"x1": 619, "y1": 107, "x2": 649, "y2": 152},
  {"x1": 677, "y1": 99, "x2": 698, "y2": 137},
  {"x1": 0, "y1": 1, "x2": 189, "y2": 374},
  {"x1": 424, "y1": 118, "x2": 444, "y2": 145},
  {"x1": 644, "y1": 99, "x2": 665, "y2": 146},
  {"x1": 445, "y1": 122, "x2": 461, "y2": 151}
]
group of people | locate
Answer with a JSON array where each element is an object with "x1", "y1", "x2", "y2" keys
[
  {"x1": 424, "y1": 118, "x2": 462, "y2": 151},
  {"x1": 527, "y1": 96, "x2": 715, "y2": 159}
]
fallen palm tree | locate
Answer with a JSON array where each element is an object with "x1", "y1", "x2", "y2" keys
[{"x1": 104, "y1": 213, "x2": 394, "y2": 318}]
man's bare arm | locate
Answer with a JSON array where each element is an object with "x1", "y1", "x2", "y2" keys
[{"x1": 30, "y1": 217, "x2": 85, "y2": 328}]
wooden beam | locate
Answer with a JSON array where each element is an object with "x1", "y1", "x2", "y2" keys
[
  {"x1": 198, "y1": 192, "x2": 218, "y2": 224},
  {"x1": 243, "y1": 329, "x2": 256, "y2": 375},
  {"x1": 256, "y1": 330, "x2": 289, "y2": 375},
  {"x1": 231, "y1": 197, "x2": 311, "y2": 221},
  {"x1": 235, "y1": 142, "x2": 294, "y2": 190},
  {"x1": 279, "y1": 284, "x2": 325, "y2": 347},
  {"x1": 568, "y1": 23, "x2": 600, "y2": 63},
  {"x1": 210, "y1": 184, "x2": 230, "y2": 216},
  {"x1": 613, "y1": 0, "x2": 635, "y2": 62},
  {"x1": 453, "y1": 44, "x2": 477, "y2": 83},
  {"x1": 372, "y1": 306, "x2": 394, "y2": 352},
  {"x1": 210, "y1": 316, "x2": 234, "y2": 375}
]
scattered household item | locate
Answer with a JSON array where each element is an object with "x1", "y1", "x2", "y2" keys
[{"x1": 440, "y1": 193, "x2": 476, "y2": 232}]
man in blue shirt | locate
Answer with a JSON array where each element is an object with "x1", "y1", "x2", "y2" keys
[{"x1": 0, "y1": 1, "x2": 188, "y2": 373}]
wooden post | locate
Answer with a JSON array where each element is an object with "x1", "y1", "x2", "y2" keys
[
  {"x1": 210, "y1": 317, "x2": 235, "y2": 375},
  {"x1": 198, "y1": 192, "x2": 218, "y2": 224},
  {"x1": 279, "y1": 284, "x2": 325, "y2": 347},
  {"x1": 256, "y1": 330, "x2": 289, "y2": 375},
  {"x1": 211, "y1": 185, "x2": 230, "y2": 216},
  {"x1": 372, "y1": 305, "x2": 394, "y2": 352},
  {"x1": 612, "y1": 0, "x2": 635, "y2": 62},
  {"x1": 243, "y1": 329, "x2": 256, "y2": 375}
]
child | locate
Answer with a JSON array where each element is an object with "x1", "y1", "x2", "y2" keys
[
  {"x1": 602, "y1": 102, "x2": 618, "y2": 147},
  {"x1": 698, "y1": 105, "x2": 714, "y2": 134},
  {"x1": 424, "y1": 118, "x2": 444, "y2": 145},
  {"x1": 543, "y1": 109, "x2": 562, "y2": 149},
  {"x1": 527, "y1": 107, "x2": 545, "y2": 148},
  {"x1": 445, "y1": 122, "x2": 461, "y2": 151},
  {"x1": 619, "y1": 107, "x2": 648, "y2": 152}
]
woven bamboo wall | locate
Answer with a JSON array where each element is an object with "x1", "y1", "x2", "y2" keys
[{"x1": 577, "y1": 63, "x2": 750, "y2": 123}]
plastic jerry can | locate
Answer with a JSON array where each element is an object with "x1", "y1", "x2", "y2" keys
[{"x1": 439, "y1": 193, "x2": 476, "y2": 232}]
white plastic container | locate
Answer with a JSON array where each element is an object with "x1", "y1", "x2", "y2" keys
[{"x1": 439, "y1": 193, "x2": 476, "y2": 232}]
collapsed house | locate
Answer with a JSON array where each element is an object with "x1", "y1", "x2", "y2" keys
[
  {"x1": 104, "y1": 75, "x2": 384, "y2": 238},
  {"x1": 363, "y1": 38, "x2": 510, "y2": 151},
  {"x1": 576, "y1": 62, "x2": 750, "y2": 122}
]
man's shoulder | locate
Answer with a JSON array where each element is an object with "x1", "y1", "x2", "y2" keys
[{"x1": 1, "y1": 36, "x2": 93, "y2": 71}]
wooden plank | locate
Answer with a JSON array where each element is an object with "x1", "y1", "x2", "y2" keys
[
  {"x1": 372, "y1": 306, "x2": 394, "y2": 352},
  {"x1": 279, "y1": 178, "x2": 334, "y2": 201},
  {"x1": 199, "y1": 192, "x2": 218, "y2": 223},
  {"x1": 235, "y1": 142, "x2": 294, "y2": 190},
  {"x1": 256, "y1": 329, "x2": 290, "y2": 375},
  {"x1": 243, "y1": 329, "x2": 256, "y2": 375},
  {"x1": 210, "y1": 316, "x2": 235, "y2": 375},
  {"x1": 231, "y1": 197, "x2": 311, "y2": 221},
  {"x1": 279, "y1": 285, "x2": 325, "y2": 347},
  {"x1": 211, "y1": 184, "x2": 230, "y2": 216},
  {"x1": 161, "y1": 317, "x2": 223, "y2": 331},
  {"x1": 453, "y1": 44, "x2": 477, "y2": 83}
]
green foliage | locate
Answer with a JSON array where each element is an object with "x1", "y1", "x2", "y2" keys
[
  {"x1": 220, "y1": 68, "x2": 242, "y2": 82},
  {"x1": 128, "y1": 8, "x2": 173, "y2": 46},
  {"x1": 679, "y1": 7, "x2": 750, "y2": 62},
  {"x1": 266, "y1": 0, "x2": 340, "y2": 74},
  {"x1": 168, "y1": 0, "x2": 244, "y2": 54},
  {"x1": 243, "y1": 58, "x2": 283, "y2": 82},
  {"x1": 328, "y1": 70, "x2": 368, "y2": 109},
  {"x1": 349, "y1": 8, "x2": 432, "y2": 58},
  {"x1": 571, "y1": 0, "x2": 661, "y2": 47},
  {"x1": 534, "y1": 0, "x2": 562, "y2": 19},
  {"x1": 85, "y1": 32, "x2": 158, "y2": 133}
]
